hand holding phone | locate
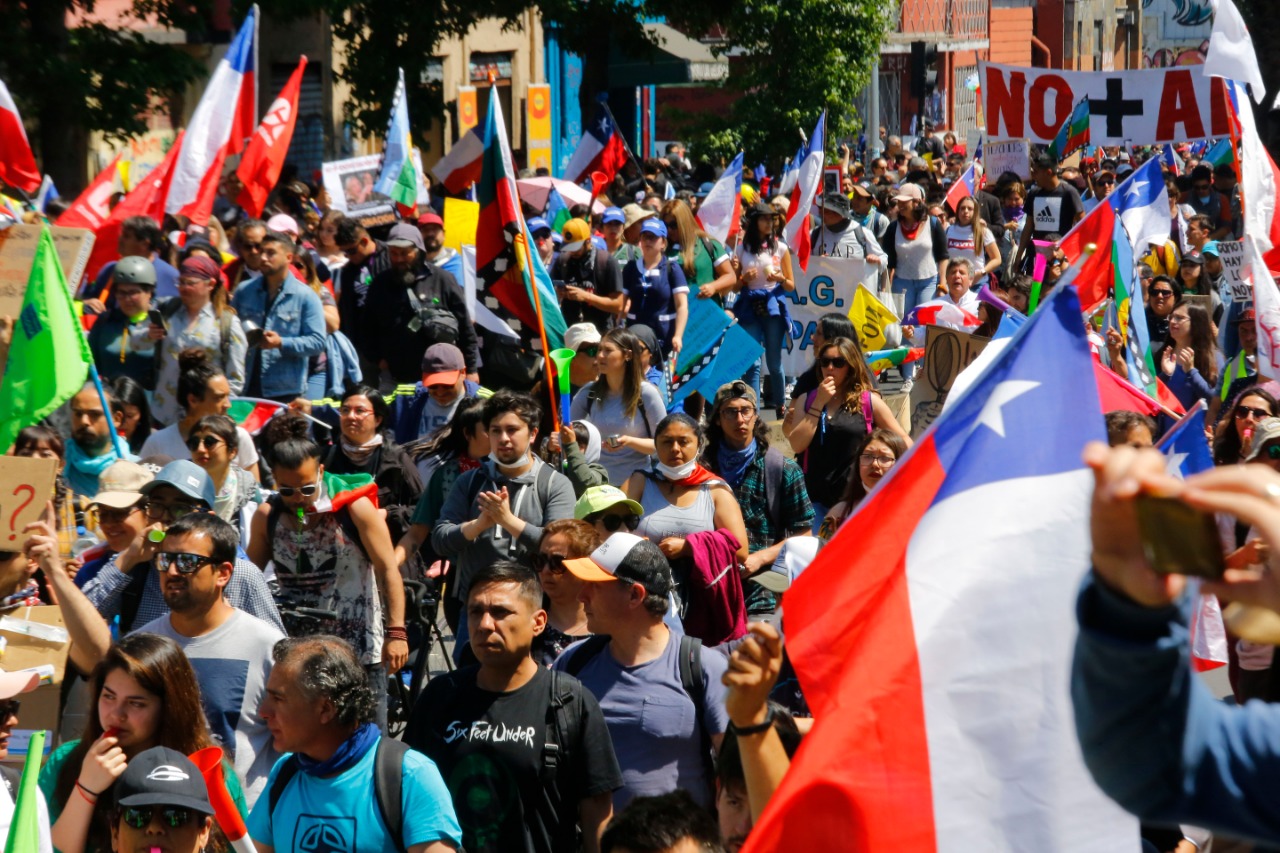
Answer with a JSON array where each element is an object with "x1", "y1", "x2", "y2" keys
[{"x1": 1134, "y1": 495, "x2": 1225, "y2": 580}]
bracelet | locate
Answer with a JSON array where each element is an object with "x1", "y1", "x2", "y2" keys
[
  {"x1": 728, "y1": 709, "x2": 774, "y2": 737},
  {"x1": 385, "y1": 626, "x2": 409, "y2": 642},
  {"x1": 76, "y1": 781, "x2": 99, "y2": 803},
  {"x1": 805, "y1": 408, "x2": 822, "y2": 418}
]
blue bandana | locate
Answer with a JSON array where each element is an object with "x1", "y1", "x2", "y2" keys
[
  {"x1": 294, "y1": 722, "x2": 380, "y2": 777},
  {"x1": 717, "y1": 440, "x2": 757, "y2": 490}
]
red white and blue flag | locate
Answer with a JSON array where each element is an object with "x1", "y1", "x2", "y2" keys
[
  {"x1": 563, "y1": 101, "x2": 629, "y2": 185},
  {"x1": 777, "y1": 142, "x2": 805, "y2": 196},
  {"x1": 165, "y1": 5, "x2": 257, "y2": 226},
  {"x1": 943, "y1": 163, "x2": 976, "y2": 214},
  {"x1": 903, "y1": 299, "x2": 981, "y2": 331},
  {"x1": 696, "y1": 151, "x2": 743, "y2": 245},
  {"x1": 782, "y1": 111, "x2": 826, "y2": 271},
  {"x1": 743, "y1": 286, "x2": 1138, "y2": 851}
]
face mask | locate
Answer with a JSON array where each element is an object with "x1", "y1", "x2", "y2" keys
[
  {"x1": 656, "y1": 458, "x2": 697, "y2": 481},
  {"x1": 1198, "y1": 195, "x2": 1211, "y2": 205},
  {"x1": 489, "y1": 450, "x2": 525, "y2": 469}
]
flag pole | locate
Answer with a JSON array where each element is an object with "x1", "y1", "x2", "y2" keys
[{"x1": 86, "y1": 361, "x2": 128, "y2": 459}]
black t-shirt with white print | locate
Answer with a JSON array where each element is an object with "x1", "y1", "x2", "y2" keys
[{"x1": 1026, "y1": 182, "x2": 1084, "y2": 240}]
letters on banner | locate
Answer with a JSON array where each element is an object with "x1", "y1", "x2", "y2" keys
[
  {"x1": 980, "y1": 62, "x2": 1235, "y2": 147},
  {"x1": 782, "y1": 256, "x2": 871, "y2": 377}
]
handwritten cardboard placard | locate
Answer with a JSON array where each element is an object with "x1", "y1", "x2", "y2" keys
[
  {"x1": 985, "y1": 139, "x2": 1031, "y2": 181},
  {"x1": 0, "y1": 606, "x2": 69, "y2": 766},
  {"x1": 909, "y1": 326, "x2": 992, "y2": 437},
  {"x1": 0, "y1": 224, "x2": 95, "y2": 319},
  {"x1": 0, "y1": 456, "x2": 57, "y2": 550},
  {"x1": 1216, "y1": 239, "x2": 1250, "y2": 303}
]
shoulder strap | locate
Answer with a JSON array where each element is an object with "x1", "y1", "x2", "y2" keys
[
  {"x1": 542, "y1": 670, "x2": 565, "y2": 785},
  {"x1": 218, "y1": 309, "x2": 233, "y2": 369},
  {"x1": 763, "y1": 447, "x2": 786, "y2": 532},
  {"x1": 373, "y1": 737, "x2": 409, "y2": 853},
  {"x1": 564, "y1": 634, "x2": 611, "y2": 677},
  {"x1": 534, "y1": 460, "x2": 554, "y2": 505},
  {"x1": 118, "y1": 563, "x2": 151, "y2": 634},
  {"x1": 677, "y1": 634, "x2": 712, "y2": 782},
  {"x1": 861, "y1": 390, "x2": 873, "y2": 433},
  {"x1": 267, "y1": 755, "x2": 301, "y2": 818},
  {"x1": 593, "y1": 246, "x2": 610, "y2": 281},
  {"x1": 698, "y1": 236, "x2": 718, "y2": 268},
  {"x1": 638, "y1": 395, "x2": 652, "y2": 438},
  {"x1": 265, "y1": 497, "x2": 283, "y2": 554}
]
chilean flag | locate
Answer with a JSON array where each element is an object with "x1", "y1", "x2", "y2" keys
[
  {"x1": 0, "y1": 78, "x2": 40, "y2": 194},
  {"x1": 1227, "y1": 79, "x2": 1280, "y2": 267},
  {"x1": 903, "y1": 299, "x2": 981, "y2": 331},
  {"x1": 236, "y1": 55, "x2": 306, "y2": 218},
  {"x1": 943, "y1": 162, "x2": 976, "y2": 213},
  {"x1": 782, "y1": 111, "x2": 825, "y2": 271},
  {"x1": 564, "y1": 102, "x2": 629, "y2": 185},
  {"x1": 743, "y1": 286, "x2": 1139, "y2": 852},
  {"x1": 696, "y1": 151, "x2": 743, "y2": 245},
  {"x1": 165, "y1": 5, "x2": 257, "y2": 225}
]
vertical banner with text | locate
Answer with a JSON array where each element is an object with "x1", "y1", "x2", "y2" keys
[{"x1": 526, "y1": 83, "x2": 553, "y2": 172}]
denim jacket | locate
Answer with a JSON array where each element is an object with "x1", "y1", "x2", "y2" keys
[{"x1": 230, "y1": 274, "x2": 326, "y2": 398}]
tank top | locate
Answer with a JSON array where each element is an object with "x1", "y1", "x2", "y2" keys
[
  {"x1": 270, "y1": 512, "x2": 384, "y2": 665},
  {"x1": 803, "y1": 402, "x2": 870, "y2": 507},
  {"x1": 636, "y1": 477, "x2": 718, "y2": 542}
]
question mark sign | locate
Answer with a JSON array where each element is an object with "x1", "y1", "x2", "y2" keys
[{"x1": 7, "y1": 485, "x2": 35, "y2": 542}]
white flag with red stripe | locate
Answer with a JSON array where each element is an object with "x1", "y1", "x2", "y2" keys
[
  {"x1": 782, "y1": 111, "x2": 825, "y2": 271},
  {"x1": 0, "y1": 79, "x2": 40, "y2": 194}
]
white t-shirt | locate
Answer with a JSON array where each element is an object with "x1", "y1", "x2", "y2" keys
[
  {"x1": 0, "y1": 776, "x2": 52, "y2": 853},
  {"x1": 734, "y1": 239, "x2": 790, "y2": 291},
  {"x1": 141, "y1": 423, "x2": 260, "y2": 469},
  {"x1": 945, "y1": 223, "x2": 995, "y2": 264}
]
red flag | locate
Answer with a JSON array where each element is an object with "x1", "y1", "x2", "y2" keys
[
  {"x1": 0, "y1": 79, "x2": 40, "y2": 194},
  {"x1": 236, "y1": 57, "x2": 306, "y2": 217},
  {"x1": 81, "y1": 132, "x2": 184, "y2": 283},
  {"x1": 56, "y1": 154, "x2": 124, "y2": 231},
  {"x1": 1058, "y1": 202, "x2": 1116, "y2": 310}
]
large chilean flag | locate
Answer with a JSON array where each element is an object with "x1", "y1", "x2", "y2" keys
[
  {"x1": 0, "y1": 78, "x2": 40, "y2": 194},
  {"x1": 165, "y1": 5, "x2": 257, "y2": 225},
  {"x1": 743, "y1": 286, "x2": 1139, "y2": 852},
  {"x1": 563, "y1": 102, "x2": 629, "y2": 185}
]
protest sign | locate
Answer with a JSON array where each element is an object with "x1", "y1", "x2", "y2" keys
[
  {"x1": 981, "y1": 62, "x2": 1233, "y2": 146},
  {"x1": 0, "y1": 225, "x2": 94, "y2": 319},
  {"x1": 0, "y1": 606, "x2": 70, "y2": 766},
  {"x1": 1217, "y1": 240, "x2": 1250, "y2": 303},
  {"x1": 676, "y1": 296, "x2": 732, "y2": 375},
  {"x1": 1183, "y1": 294, "x2": 1213, "y2": 317},
  {"x1": 784, "y1": 256, "x2": 870, "y2": 377},
  {"x1": 849, "y1": 284, "x2": 899, "y2": 353},
  {"x1": 322, "y1": 151, "x2": 431, "y2": 227},
  {"x1": 984, "y1": 139, "x2": 1030, "y2": 181},
  {"x1": 909, "y1": 326, "x2": 992, "y2": 437},
  {"x1": 0, "y1": 456, "x2": 56, "y2": 550},
  {"x1": 443, "y1": 197, "x2": 480, "y2": 251}
]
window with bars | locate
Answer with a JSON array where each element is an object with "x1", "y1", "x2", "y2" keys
[{"x1": 952, "y1": 64, "x2": 978, "y2": 136}]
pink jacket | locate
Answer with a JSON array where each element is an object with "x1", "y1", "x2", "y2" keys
[{"x1": 682, "y1": 528, "x2": 748, "y2": 647}]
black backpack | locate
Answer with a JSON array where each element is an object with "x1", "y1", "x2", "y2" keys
[{"x1": 267, "y1": 737, "x2": 410, "y2": 853}]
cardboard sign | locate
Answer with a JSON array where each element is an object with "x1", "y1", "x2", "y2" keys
[
  {"x1": 1183, "y1": 294, "x2": 1213, "y2": 317},
  {"x1": 783, "y1": 256, "x2": 872, "y2": 376},
  {"x1": 981, "y1": 62, "x2": 1233, "y2": 146},
  {"x1": 0, "y1": 224, "x2": 95, "y2": 319},
  {"x1": 1217, "y1": 239, "x2": 1250, "y2": 303},
  {"x1": 984, "y1": 139, "x2": 1031, "y2": 181},
  {"x1": 909, "y1": 326, "x2": 992, "y2": 437},
  {"x1": 0, "y1": 606, "x2": 70, "y2": 765},
  {"x1": 0, "y1": 456, "x2": 56, "y2": 550}
]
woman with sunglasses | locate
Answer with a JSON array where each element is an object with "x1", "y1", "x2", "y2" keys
[
  {"x1": 39, "y1": 633, "x2": 246, "y2": 853},
  {"x1": 1159, "y1": 300, "x2": 1221, "y2": 410},
  {"x1": 151, "y1": 255, "x2": 247, "y2": 426},
  {"x1": 1213, "y1": 387, "x2": 1280, "y2": 467},
  {"x1": 186, "y1": 414, "x2": 262, "y2": 542},
  {"x1": 531, "y1": 519, "x2": 602, "y2": 667},
  {"x1": 1145, "y1": 275, "x2": 1184, "y2": 352},
  {"x1": 140, "y1": 349, "x2": 261, "y2": 481},
  {"x1": 784, "y1": 337, "x2": 910, "y2": 530},
  {"x1": 820, "y1": 429, "x2": 909, "y2": 536},
  {"x1": 323, "y1": 384, "x2": 423, "y2": 549}
]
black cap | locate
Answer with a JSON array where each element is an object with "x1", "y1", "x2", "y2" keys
[
  {"x1": 821, "y1": 192, "x2": 851, "y2": 217},
  {"x1": 114, "y1": 747, "x2": 214, "y2": 815},
  {"x1": 628, "y1": 324, "x2": 661, "y2": 358}
]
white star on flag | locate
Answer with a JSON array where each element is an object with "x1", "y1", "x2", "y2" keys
[{"x1": 974, "y1": 381, "x2": 1040, "y2": 438}]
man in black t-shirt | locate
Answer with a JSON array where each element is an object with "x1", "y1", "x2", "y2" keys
[
  {"x1": 1014, "y1": 152, "x2": 1084, "y2": 273},
  {"x1": 406, "y1": 561, "x2": 621, "y2": 853},
  {"x1": 551, "y1": 219, "x2": 625, "y2": 335}
]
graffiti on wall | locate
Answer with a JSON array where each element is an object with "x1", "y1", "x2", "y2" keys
[{"x1": 1142, "y1": 0, "x2": 1211, "y2": 68}]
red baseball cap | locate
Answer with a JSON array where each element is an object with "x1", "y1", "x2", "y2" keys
[{"x1": 417, "y1": 212, "x2": 444, "y2": 228}]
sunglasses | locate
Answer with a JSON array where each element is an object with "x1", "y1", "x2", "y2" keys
[
  {"x1": 577, "y1": 345, "x2": 599, "y2": 358},
  {"x1": 143, "y1": 500, "x2": 200, "y2": 521},
  {"x1": 154, "y1": 551, "x2": 216, "y2": 575},
  {"x1": 532, "y1": 553, "x2": 568, "y2": 574},
  {"x1": 1149, "y1": 288, "x2": 1174, "y2": 297},
  {"x1": 819, "y1": 357, "x2": 849, "y2": 369},
  {"x1": 587, "y1": 512, "x2": 640, "y2": 533},
  {"x1": 238, "y1": 242, "x2": 264, "y2": 252},
  {"x1": 122, "y1": 806, "x2": 197, "y2": 830},
  {"x1": 0, "y1": 700, "x2": 20, "y2": 720},
  {"x1": 1236, "y1": 405, "x2": 1271, "y2": 420},
  {"x1": 185, "y1": 435, "x2": 224, "y2": 451},
  {"x1": 276, "y1": 482, "x2": 321, "y2": 498}
]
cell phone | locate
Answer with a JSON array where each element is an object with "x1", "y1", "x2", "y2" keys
[
  {"x1": 1133, "y1": 495, "x2": 1225, "y2": 580},
  {"x1": 146, "y1": 309, "x2": 163, "y2": 327},
  {"x1": 605, "y1": 434, "x2": 623, "y2": 449}
]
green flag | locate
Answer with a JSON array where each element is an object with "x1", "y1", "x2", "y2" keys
[
  {"x1": 4, "y1": 729, "x2": 45, "y2": 853},
  {"x1": 0, "y1": 226, "x2": 91, "y2": 452}
]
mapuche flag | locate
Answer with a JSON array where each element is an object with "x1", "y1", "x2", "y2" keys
[
  {"x1": 237, "y1": 56, "x2": 306, "y2": 218},
  {"x1": 1047, "y1": 96, "x2": 1090, "y2": 163},
  {"x1": 474, "y1": 87, "x2": 565, "y2": 348}
]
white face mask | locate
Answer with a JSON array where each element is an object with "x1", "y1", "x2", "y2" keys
[
  {"x1": 655, "y1": 458, "x2": 697, "y2": 481},
  {"x1": 489, "y1": 450, "x2": 526, "y2": 470}
]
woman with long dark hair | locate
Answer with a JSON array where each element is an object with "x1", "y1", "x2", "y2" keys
[
  {"x1": 39, "y1": 634, "x2": 245, "y2": 853},
  {"x1": 108, "y1": 376, "x2": 152, "y2": 455},
  {"x1": 1214, "y1": 386, "x2": 1280, "y2": 467},
  {"x1": 570, "y1": 327, "x2": 667, "y2": 487},
  {"x1": 186, "y1": 413, "x2": 262, "y2": 542},
  {"x1": 733, "y1": 202, "x2": 796, "y2": 416},
  {"x1": 821, "y1": 428, "x2": 910, "y2": 534},
  {"x1": 1160, "y1": 300, "x2": 1222, "y2": 410}
]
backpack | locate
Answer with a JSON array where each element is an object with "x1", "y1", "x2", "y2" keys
[
  {"x1": 265, "y1": 495, "x2": 368, "y2": 560},
  {"x1": 564, "y1": 634, "x2": 712, "y2": 782},
  {"x1": 762, "y1": 447, "x2": 787, "y2": 533},
  {"x1": 267, "y1": 737, "x2": 410, "y2": 853},
  {"x1": 156, "y1": 297, "x2": 233, "y2": 379},
  {"x1": 405, "y1": 271, "x2": 460, "y2": 347}
]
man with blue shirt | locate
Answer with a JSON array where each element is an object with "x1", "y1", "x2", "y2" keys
[
  {"x1": 230, "y1": 230, "x2": 326, "y2": 404},
  {"x1": 250, "y1": 635, "x2": 462, "y2": 852},
  {"x1": 417, "y1": 211, "x2": 464, "y2": 283}
]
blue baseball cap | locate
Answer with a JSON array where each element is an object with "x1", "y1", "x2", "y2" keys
[
  {"x1": 640, "y1": 218, "x2": 668, "y2": 239},
  {"x1": 602, "y1": 206, "x2": 625, "y2": 225},
  {"x1": 142, "y1": 460, "x2": 216, "y2": 509},
  {"x1": 695, "y1": 182, "x2": 714, "y2": 198},
  {"x1": 527, "y1": 217, "x2": 551, "y2": 235},
  {"x1": 1202, "y1": 240, "x2": 1221, "y2": 258}
]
